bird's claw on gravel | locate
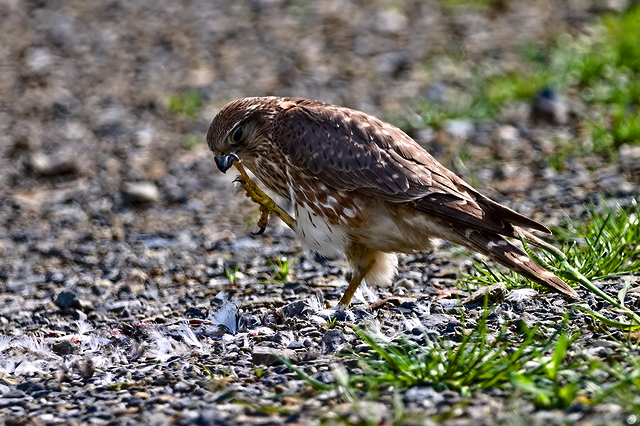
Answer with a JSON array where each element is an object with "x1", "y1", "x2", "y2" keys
[{"x1": 313, "y1": 307, "x2": 352, "y2": 322}]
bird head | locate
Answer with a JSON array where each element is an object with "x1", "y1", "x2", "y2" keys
[{"x1": 206, "y1": 97, "x2": 277, "y2": 173}]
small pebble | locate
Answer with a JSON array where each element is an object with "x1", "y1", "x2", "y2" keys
[{"x1": 122, "y1": 182, "x2": 160, "y2": 204}]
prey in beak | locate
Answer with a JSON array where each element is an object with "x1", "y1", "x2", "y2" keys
[
  {"x1": 214, "y1": 153, "x2": 240, "y2": 173},
  {"x1": 226, "y1": 160, "x2": 297, "y2": 236}
]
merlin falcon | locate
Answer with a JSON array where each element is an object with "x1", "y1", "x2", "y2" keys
[{"x1": 207, "y1": 97, "x2": 578, "y2": 308}]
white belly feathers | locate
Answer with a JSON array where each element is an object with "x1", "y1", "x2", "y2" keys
[{"x1": 293, "y1": 203, "x2": 347, "y2": 258}]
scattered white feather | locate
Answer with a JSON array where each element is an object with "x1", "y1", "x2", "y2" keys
[
  {"x1": 505, "y1": 288, "x2": 539, "y2": 302},
  {"x1": 14, "y1": 360, "x2": 45, "y2": 375},
  {"x1": 364, "y1": 320, "x2": 392, "y2": 343},
  {"x1": 87, "y1": 335, "x2": 110, "y2": 352},
  {"x1": 411, "y1": 301, "x2": 432, "y2": 316},
  {"x1": 90, "y1": 356, "x2": 111, "y2": 369},
  {"x1": 403, "y1": 316, "x2": 423, "y2": 331},
  {"x1": 353, "y1": 282, "x2": 379, "y2": 304},
  {"x1": 13, "y1": 336, "x2": 53, "y2": 357},
  {"x1": 177, "y1": 324, "x2": 204, "y2": 351},
  {"x1": 76, "y1": 320, "x2": 93, "y2": 335},
  {"x1": 207, "y1": 293, "x2": 239, "y2": 334},
  {"x1": 147, "y1": 330, "x2": 176, "y2": 362},
  {"x1": 111, "y1": 347, "x2": 127, "y2": 365},
  {"x1": 220, "y1": 334, "x2": 236, "y2": 345},
  {"x1": 0, "y1": 335, "x2": 11, "y2": 352},
  {"x1": 307, "y1": 295, "x2": 322, "y2": 311},
  {"x1": 249, "y1": 327, "x2": 276, "y2": 337}
]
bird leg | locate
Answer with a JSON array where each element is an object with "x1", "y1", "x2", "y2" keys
[
  {"x1": 336, "y1": 262, "x2": 375, "y2": 310},
  {"x1": 313, "y1": 263, "x2": 374, "y2": 321},
  {"x1": 232, "y1": 161, "x2": 296, "y2": 232}
]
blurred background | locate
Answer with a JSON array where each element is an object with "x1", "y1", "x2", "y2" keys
[
  {"x1": 1, "y1": 0, "x2": 638, "y2": 285},
  {"x1": 2, "y1": 3, "x2": 640, "y2": 425}
]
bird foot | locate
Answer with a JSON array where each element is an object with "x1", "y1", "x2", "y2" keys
[
  {"x1": 312, "y1": 303, "x2": 373, "y2": 323},
  {"x1": 231, "y1": 161, "x2": 296, "y2": 232},
  {"x1": 313, "y1": 304, "x2": 354, "y2": 322}
]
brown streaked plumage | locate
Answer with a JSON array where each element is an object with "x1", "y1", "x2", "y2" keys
[{"x1": 207, "y1": 97, "x2": 579, "y2": 307}]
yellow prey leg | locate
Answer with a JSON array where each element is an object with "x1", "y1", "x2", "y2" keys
[{"x1": 232, "y1": 161, "x2": 296, "y2": 232}]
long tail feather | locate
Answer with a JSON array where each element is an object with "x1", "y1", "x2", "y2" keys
[{"x1": 458, "y1": 228, "x2": 579, "y2": 299}]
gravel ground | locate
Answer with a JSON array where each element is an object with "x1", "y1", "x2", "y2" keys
[{"x1": 1, "y1": 1, "x2": 640, "y2": 425}]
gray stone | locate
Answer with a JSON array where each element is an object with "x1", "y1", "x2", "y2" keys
[
  {"x1": 281, "y1": 300, "x2": 308, "y2": 318},
  {"x1": 251, "y1": 346, "x2": 298, "y2": 366},
  {"x1": 531, "y1": 88, "x2": 568, "y2": 125},
  {"x1": 404, "y1": 386, "x2": 445, "y2": 408},
  {"x1": 444, "y1": 119, "x2": 474, "y2": 140},
  {"x1": 30, "y1": 153, "x2": 79, "y2": 177},
  {"x1": 462, "y1": 282, "x2": 507, "y2": 305},
  {"x1": 322, "y1": 329, "x2": 347, "y2": 353},
  {"x1": 122, "y1": 182, "x2": 160, "y2": 204}
]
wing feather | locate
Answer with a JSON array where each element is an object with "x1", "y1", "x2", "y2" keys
[{"x1": 272, "y1": 99, "x2": 548, "y2": 236}]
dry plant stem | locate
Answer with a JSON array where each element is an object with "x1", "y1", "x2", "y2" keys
[{"x1": 232, "y1": 161, "x2": 296, "y2": 231}]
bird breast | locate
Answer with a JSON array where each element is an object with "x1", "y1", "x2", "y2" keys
[{"x1": 293, "y1": 203, "x2": 348, "y2": 258}]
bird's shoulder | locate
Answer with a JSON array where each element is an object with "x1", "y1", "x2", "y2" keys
[{"x1": 272, "y1": 99, "x2": 442, "y2": 169}]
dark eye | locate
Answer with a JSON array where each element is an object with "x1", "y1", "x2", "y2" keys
[{"x1": 230, "y1": 126, "x2": 244, "y2": 144}]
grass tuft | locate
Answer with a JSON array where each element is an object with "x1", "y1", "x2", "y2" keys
[
  {"x1": 166, "y1": 88, "x2": 203, "y2": 119},
  {"x1": 265, "y1": 256, "x2": 292, "y2": 283},
  {"x1": 224, "y1": 264, "x2": 240, "y2": 285},
  {"x1": 286, "y1": 309, "x2": 587, "y2": 409},
  {"x1": 346, "y1": 311, "x2": 585, "y2": 408},
  {"x1": 552, "y1": 201, "x2": 640, "y2": 281}
]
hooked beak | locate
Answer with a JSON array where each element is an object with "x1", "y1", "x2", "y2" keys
[{"x1": 214, "y1": 153, "x2": 240, "y2": 173}]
